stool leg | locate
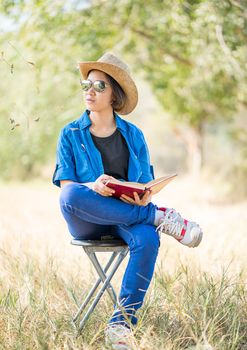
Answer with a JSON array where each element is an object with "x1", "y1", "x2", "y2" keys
[
  {"x1": 87, "y1": 251, "x2": 117, "y2": 304},
  {"x1": 73, "y1": 251, "x2": 118, "y2": 323},
  {"x1": 78, "y1": 248, "x2": 129, "y2": 332}
]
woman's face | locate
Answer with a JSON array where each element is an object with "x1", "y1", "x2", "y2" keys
[{"x1": 84, "y1": 70, "x2": 113, "y2": 113}]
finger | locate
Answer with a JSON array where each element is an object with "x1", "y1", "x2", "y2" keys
[
  {"x1": 121, "y1": 194, "x2": 135, "y2": 202},
  {"x1": 133, "y1": 192, "x2": 141, "y2": 204},
  {"x1": 144, "y1": 189, "x2": 152, "y2": 199},
  {"x1": 102, "y1": 189, "x2": 113, "y2": 196},
  {"x1": 103, "y1": 188, "x2": 115, "y2": 195},
  {"x1": 94, "y1": 184, "x2": 111, "y2": 196},
  {"x1": 120, "y1": 194, "x2": 136, "y2": 203},
  {"x1": 139, "y1": 191, "x2": 152, "y2": 206},
  {"x1": 120, "y1": 196, "x2": 131, "y2": 204},
  {"x1": 103, "y1": 184, "x2": 115, "y2": 195},
  {"x1": 101, "y1": 179, "x2": 109, "y2": 186},
  {"x1": 98, "y1": 175, "x2": 111, "y2": 184},
  {"x1": 100, "y1": 178, "x2": 115, "y2": 193},
  {"x1": 100, "y1": 190, "x2": 112, "y2": 197},
  {"x1": 99, "y1": 183, "x2": 115, "y2": 195},
  {"x1": 144, "y1": 189, "x2": 151, "y2": 196},
  {"x1": 142, "y1": 199, "x2": 149, "y2": 206},
  {"x1": 100, "y1": 192, "x2": 109, "y2": 197}
]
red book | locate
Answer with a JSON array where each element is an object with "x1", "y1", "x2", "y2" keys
[{"x1": 104, "y1": 174, "x2": 177, "y2": 199}]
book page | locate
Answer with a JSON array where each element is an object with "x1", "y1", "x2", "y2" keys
[{"x1": 145, "y1": 174, "x2": 177, "y2": 194}]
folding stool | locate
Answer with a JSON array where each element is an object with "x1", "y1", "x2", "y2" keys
[{"x1": 71, "y1": 239, "x2": 129, "y2": 332}]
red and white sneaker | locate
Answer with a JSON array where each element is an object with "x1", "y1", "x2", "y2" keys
[
  {"x1": 105, "y1": 324, "x2": 134, "y2": 350},
  {"x1": 156, "y1": 208, "x2": 203, "y2": 248}
]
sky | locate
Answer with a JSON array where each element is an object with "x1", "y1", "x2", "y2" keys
[{"x1": 0, "y1": 0, "x2": 91, "y2": 33}]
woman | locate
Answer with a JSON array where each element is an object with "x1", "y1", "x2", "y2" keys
[{"x1": 53, "y1": 52, "x2": 203, "y2": 349}]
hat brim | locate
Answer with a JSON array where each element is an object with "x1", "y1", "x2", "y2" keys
[{"x1": 78, "y1": 61, "x2": 138, "y2": 115}]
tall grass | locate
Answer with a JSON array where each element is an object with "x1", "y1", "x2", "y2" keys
[
  {"x1": 0, "y1": 181, "x2": 246, "y2": 349},
  {"x1": 0, "y1": 246, "x2": 246, "y2": 350}
]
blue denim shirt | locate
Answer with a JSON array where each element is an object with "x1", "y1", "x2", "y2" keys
[{"x1": 52, "y1": 110, "x2": 154, "y2": 187}]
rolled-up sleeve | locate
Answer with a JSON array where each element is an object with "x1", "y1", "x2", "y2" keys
[{"x1": 52, "y1": 128, "x2": 78, "y2": 187}]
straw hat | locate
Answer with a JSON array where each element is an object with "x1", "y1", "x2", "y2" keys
[{"x1": 78, "y1": 52, "x2": 138, "y2": 115}]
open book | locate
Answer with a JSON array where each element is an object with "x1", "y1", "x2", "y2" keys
[{"x1": 104, "y1": 174, "x2": 177, "y2": 199}]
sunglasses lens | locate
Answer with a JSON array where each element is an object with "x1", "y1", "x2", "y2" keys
[
  {"x1": 80, "y1": 80, "x2": 91, "y2": 91},
  {"x1": 94, "y1": 80, "x2": 106, "y2": 92}
]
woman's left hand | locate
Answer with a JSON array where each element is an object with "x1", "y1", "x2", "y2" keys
[{"x1": 120, "y1": 190, "x2": 152, "y2": 206}]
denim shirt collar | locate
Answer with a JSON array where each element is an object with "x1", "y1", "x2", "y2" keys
[{"x1": 78, "y1": 110, "x2": 127, "y2": 132}]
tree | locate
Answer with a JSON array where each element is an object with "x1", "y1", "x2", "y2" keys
[
  {"x1": 0, "y1": 0, "x2": 246, "y2": 181},
  {"x1": 92, "y1": 0, "x2": 246, "y2": 176}
]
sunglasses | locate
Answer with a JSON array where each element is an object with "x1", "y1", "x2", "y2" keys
[{"x1": 80, "y1": 79, "x2": 110, "y2": 93}]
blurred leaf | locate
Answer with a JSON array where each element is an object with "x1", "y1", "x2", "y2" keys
[{"x1": 0, "y1": 0, "x2": 246, "y2": 191}]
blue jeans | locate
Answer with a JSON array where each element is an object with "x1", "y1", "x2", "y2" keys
[{"x1": 60, "y1": 183, "x2": 160, "y2": 326}]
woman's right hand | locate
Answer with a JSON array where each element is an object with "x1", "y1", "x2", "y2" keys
[{"x1": 92, "y1": 174, "x2": 115, "y2": 197}]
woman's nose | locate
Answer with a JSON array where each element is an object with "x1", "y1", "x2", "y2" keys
[{"x1": 87, "y1": 86, "x2": 96, "y2": 94}]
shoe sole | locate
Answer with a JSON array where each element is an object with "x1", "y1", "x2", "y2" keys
[
  {"x1": 108, "y1": 344, "x2": 130, "y2": 350},
  {"x1": 186, "y1": 228, "x2": 203, "y2": 248}
]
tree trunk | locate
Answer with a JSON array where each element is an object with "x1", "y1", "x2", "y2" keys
[
  {"x1": 173, "y1": 123, "x2": 204, "y2": 178},
  {"x1": 186, "y1": 124, "x2": 203, "y2": 177}
]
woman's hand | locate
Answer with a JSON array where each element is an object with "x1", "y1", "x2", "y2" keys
[
  {"x1": 92, "y1": 174, "x2": 115, "y2": 197},
  {"x1": 120, "y1": 190, "x2": 152, "y2": 206}
]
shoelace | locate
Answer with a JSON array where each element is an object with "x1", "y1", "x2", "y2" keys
[{"x1": 156, "y1": 209, "x2": 185, "y2": 238}]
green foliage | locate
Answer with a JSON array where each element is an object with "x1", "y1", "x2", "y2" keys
[
  {"x1": 124, "y1": 0, "x2": 246, "y2": 128},
  {"x1": 0, "y1": 0, "x2": 246, "y2": 190},
  {"x1": 0, "y1": 37, "x2": 80, "y2": 180}
]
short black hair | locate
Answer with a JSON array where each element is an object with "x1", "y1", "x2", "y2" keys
[{"x1": 106, "y1": 74, "x2": 127, "y2": 113}]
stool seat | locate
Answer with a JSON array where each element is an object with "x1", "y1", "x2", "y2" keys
[{"x1": 71, "y1": 239, "x2": 127, "y2": 247}]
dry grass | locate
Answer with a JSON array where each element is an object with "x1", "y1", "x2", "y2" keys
[{"x1": 0, "y1": 179, "x2": 246, "y2": 349}]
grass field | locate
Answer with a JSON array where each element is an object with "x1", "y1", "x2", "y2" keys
[{"x1": 0, "y1": 179, "x2": 246, "y2": 349}]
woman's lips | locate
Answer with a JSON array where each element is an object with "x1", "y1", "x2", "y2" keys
[{"x1": 86, "y1": 99, "x2": 95, "y2": 104}]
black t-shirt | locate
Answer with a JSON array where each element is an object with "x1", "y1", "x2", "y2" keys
[{"x1": 91, "y1": 129, "x2": 129, "y2": 181}]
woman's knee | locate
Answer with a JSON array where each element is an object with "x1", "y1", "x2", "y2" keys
[
  {"x1": 131, "y1": 226, "x2": 160, "y2": 255},
  {"x1": 59, "y1": 182, "x2": 86, "y2": 206}
]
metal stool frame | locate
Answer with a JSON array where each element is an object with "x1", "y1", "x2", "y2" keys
[{"x1": 71, "y1": 239, "x2": 129, "y2": 332}]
